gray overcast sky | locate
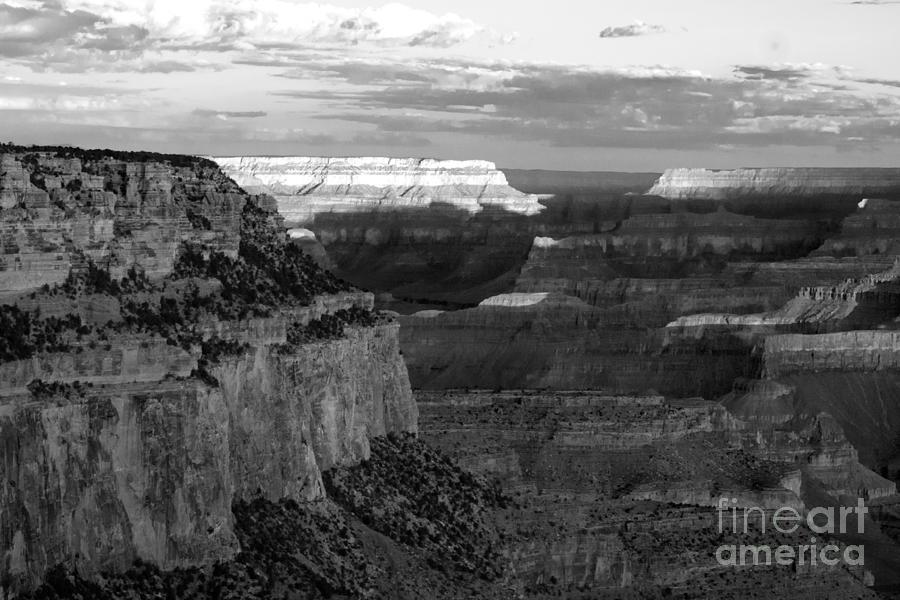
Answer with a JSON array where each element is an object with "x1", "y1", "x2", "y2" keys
[{"x1": 2, "y1": 0, "x2": 900, "y2": 170}]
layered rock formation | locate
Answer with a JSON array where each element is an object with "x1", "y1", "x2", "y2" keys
[
  {"x1": 0, "y1": 150, "x2": 249, "y2": 296},
  {"x1": 648, "y1": 168, "x2": 900, "y2": 201},
  {"x1": 814, "y1": 198, "x2": 900, "y2": 257},
  {"x1": 399, "y1": 292, "x2": 757, "y2": 398},
  {"x1": 667, "y1": 260, "x2": 900, "y2": 333},
  {"x1": 0, "y1": 147, "x2": 417, "y2": 596},
  {"x1": 214, "y1": 156, "x2": 547, "y2": 226}
]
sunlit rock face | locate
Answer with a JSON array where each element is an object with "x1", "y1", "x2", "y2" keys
[
  {"x1": 0, "y1": 152, "x2": 251, "y2": 295},
  {"x1": 214, "y1": 156, "x2": 547, "y2": 225},
  {"x1": 648, "y1": 168, "x2": 900, "y2": 201}
]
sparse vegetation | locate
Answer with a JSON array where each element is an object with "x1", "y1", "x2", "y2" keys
[
  {"x1": 323, "y1": 432, "x2": 508, "y2": 580},
  {"x1": 0, "y1": 305, "x2": 86, "y2": 362},
  {"x1": 0, "y1": 143, "x2": 220, "y2": 170}
]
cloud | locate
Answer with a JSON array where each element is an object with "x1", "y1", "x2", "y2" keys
[
  {"x1": 599, "y1": 21, "x2": 666, "y2": 38},
  {"x1": 73, "y1": 1, "x2": 489, "y2": 47},
  {"x1": 853, "y1": 77, "x2": 900, "y2": 88},
  {"x1": 269, "y1": 54, "x2": 900, "y2": 151},
  {"x1": 1, "y1": 1, "x2": 506, "y2": 72},
  {"x1": 0, "y1": 2, "x2": 110, "y2": 56},
  {"x1": 192, "y1": 109, "x2": 268, "y2": 119}
]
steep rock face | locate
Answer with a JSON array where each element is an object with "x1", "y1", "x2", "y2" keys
[
  {"x1": 1, "y1": 380, "x2": 238, "y2": 586},
  {"x1": 213, "y1": 322, "x2": 416, "y2": 503},
  {"x1": 648, "y1": 168, "x2": 900, "y2": 201},
  {"x1": 0, "y1": 320, "x2": 415, "y2": 593},
  {"x1": 762, "y1": 331, "x2": 900, "y2": 376},
  {"x1": 214, "y1": 156, "x2": 547, "y2": 226},
  {"x1": 0, "y1": 148, "x2": 418, "y2": 596},
  {"x1": 0, "y1": 151, "x2": 250, "y2": 295}
]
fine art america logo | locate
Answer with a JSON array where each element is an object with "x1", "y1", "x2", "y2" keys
[{"x1": 715, "y1": 497, "x2": 867, "y2": 567}]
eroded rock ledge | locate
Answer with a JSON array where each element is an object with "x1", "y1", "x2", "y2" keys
[{"x1": 214, "y1": 156, "x2": 548, "y2": 226}]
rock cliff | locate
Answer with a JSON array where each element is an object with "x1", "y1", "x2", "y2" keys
[
  {"x1": 648, "y1": 168, "x2": 900, "y2": 201},
  {"x1": 214, "y1": 156, "x2": 547, "y2": 226},
  {"x1": 0, "y1": 149, "x2": 251, "y2": 296},
  {"x1": 0, "y1": 146, "x2": 417, "y2": 596}
]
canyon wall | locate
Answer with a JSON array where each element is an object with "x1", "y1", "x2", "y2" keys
[
  {"x1": 399, "y1": 292, "x2": 756, "y2": 397},
  {"x1": 763, "y1": 331, "x2": 900, "y2": 376},
  {"x1": 0, "y1": 322, "x2": 415, "y2": 591},
  {"x1": 214, "y1": 156, "x2": 547, "y2": 226},
  {"x1": 0, "y1": 148, "x2": 418, "y2": 595},
  {"x1": 648, "y1": 168, "x2": 900, "y2": 201},
  {"x1": 418, "y1": 389, "x2": 884, "y2": 597},
  {"x1": 0, "y1": 151, "x2": 254, "y2": 296}
]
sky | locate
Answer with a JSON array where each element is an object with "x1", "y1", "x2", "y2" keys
[{"x1": 1, "y1": 0, "x2": 900, "y2": 170}]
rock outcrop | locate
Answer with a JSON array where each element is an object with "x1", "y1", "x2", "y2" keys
[
  {"x1": 214, "y1": 156, "x2": 547, "y2": 226},
  {"x1": 763, "y1": 331, "x2": 900, "y2": 376},
  {"x1": 648, "y1": 168, "x2": 900, "y2": 201},
  {"x1": 0, "y1": 150, "x2": 250, "y2": 296},
  {"x1": 667, "y1": 260, "x2": 900, "y2": 332}
]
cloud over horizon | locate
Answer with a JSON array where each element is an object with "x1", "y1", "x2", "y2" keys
[
  {"x1": 1, "y1": 0, "x2": 899, "y2": 168},
  {"x1": 599, "y1": 21, "x2": 666, "y2": 38},
  {"x1": 264, "y1": 53, "x2": 900, "y2": 151}
]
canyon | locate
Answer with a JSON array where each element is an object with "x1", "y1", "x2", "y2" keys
[
  {"x1": 216, "y1": 156, "x2": 900, "y2": 596},
  {"x1": 2, "y1": 149, "x2": 900, "y2": 599}
]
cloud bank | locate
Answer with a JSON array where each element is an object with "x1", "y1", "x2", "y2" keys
[
  {"x1": 268, "y1": 54, "x2": 900, "y2": 150},
  {"x1": 0, "y1": 0, "x2": 502, "y2": 71}
]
